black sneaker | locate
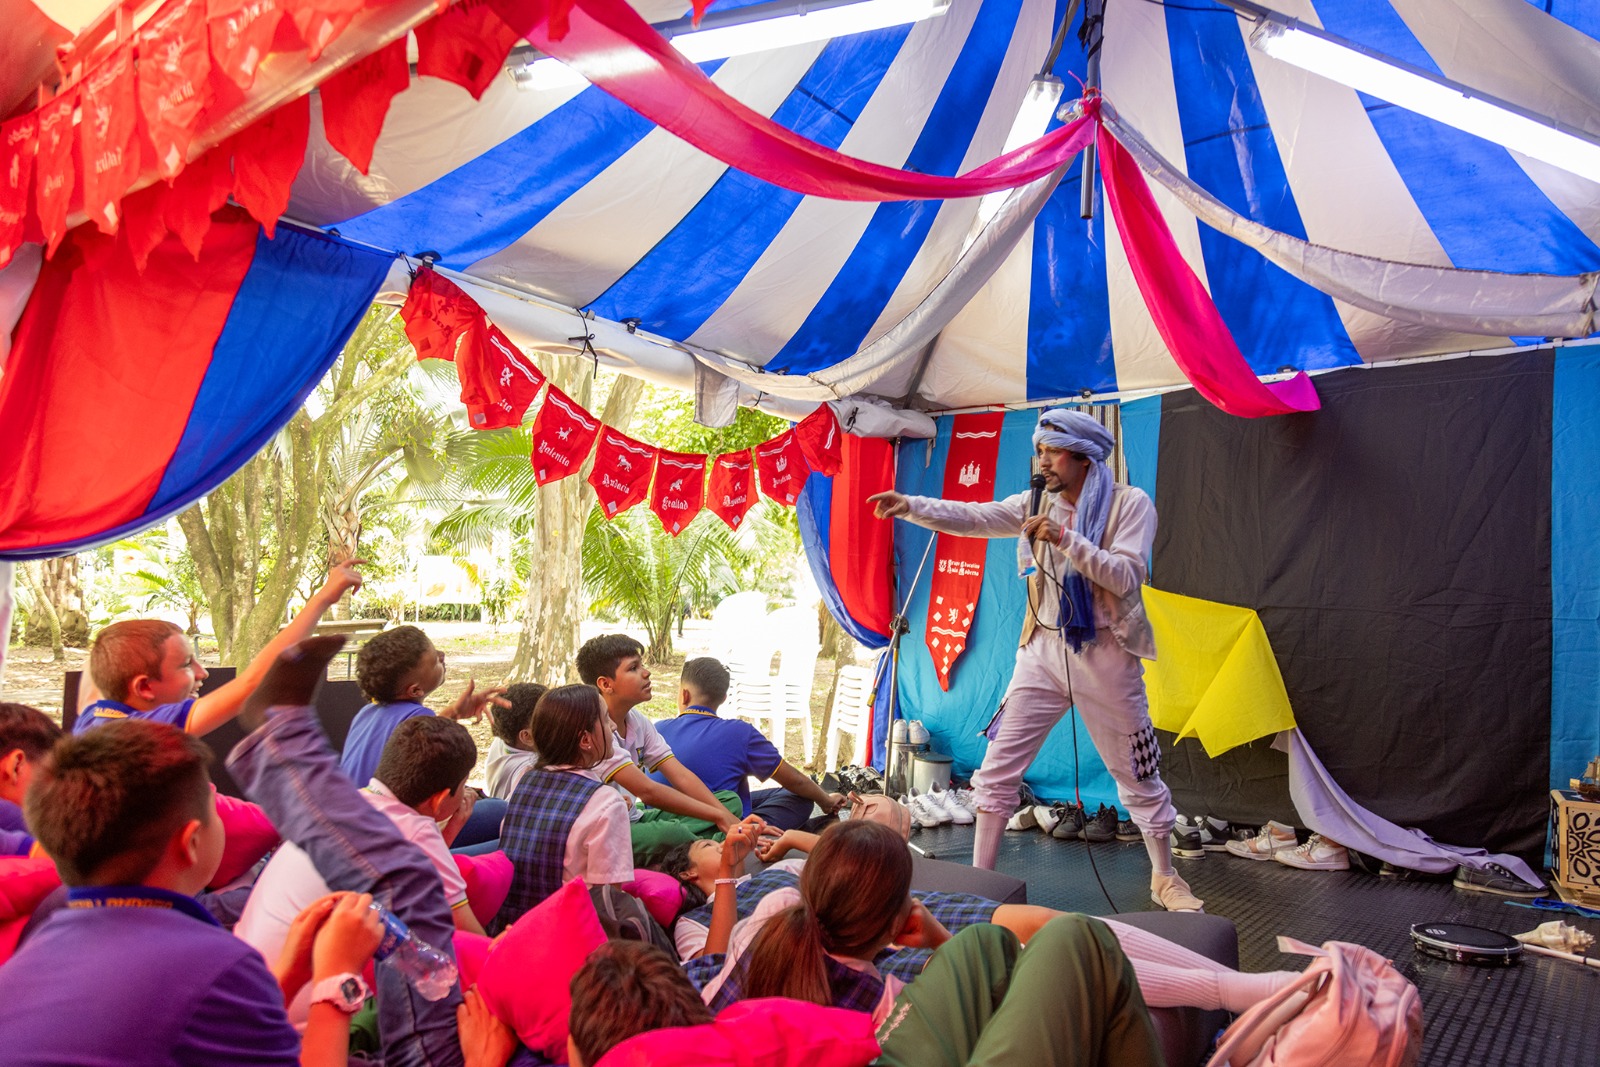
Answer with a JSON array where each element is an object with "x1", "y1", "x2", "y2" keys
[
  {"x1": 1115, "y1": 817, "x2": 1142, "y2": 842},
  {"x1": 1452, "y1": 863, "x2": 1546, "y2": 898},
  {"x1": 1171, "y1": 816, "x2": 1206, "y2": 859},
  {"x1": 1377, "y1": 861, "x2": 1451, "y2": 882},
  {"x1": 1050, "y1": 802, "x2": 1087, "y2": 840},
  {"x1": 1079, "y1": 804, "x2": 1119, "y2": 843}
]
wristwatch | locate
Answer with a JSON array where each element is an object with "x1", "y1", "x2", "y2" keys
[{"x1": 309, "y1": 973, "x2": 370, "y2": 1015}]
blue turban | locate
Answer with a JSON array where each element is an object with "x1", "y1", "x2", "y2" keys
[{"x1": 1029, "y1": 408, "x2": 1114, "y2": 651}]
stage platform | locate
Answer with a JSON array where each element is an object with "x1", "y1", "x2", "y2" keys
[{"x1": 906, "y1": 821, "x2": 1600, "y2": 1067}]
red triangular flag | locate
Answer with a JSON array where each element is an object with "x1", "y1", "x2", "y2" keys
[
  {"x1": 208, "y1": 0, "x2": 285, "y2": 91},
  {"x1": 650, "y1": 449, "x2": 707, "y2": 535},
  {"x1": 137, "y1": 0, "x2": 212, "y2": 180},
  {"x1": 230, "y1": 95, "x2": 309, "y2": 237},
  {"x1": 34, "y1": 91, "x2": 77, "y2": 257},
  {"x1": 80, "y1": 49, "x2": 141, "y2": 235},
  {"x1": 754, "y1": 430, "x2": 809, "y2": 507},
  {"x1": 416, "y1": 0, "x2": 523, "y2": 101},
  {"x1": 794, "y1": 404, "x2": 843, "y2": 477},
  {"x1": 530, "y1": 383, "x2": 600, "y2": 485},
  {"x1": 118, "y1": 181, "x2": 171, "y2": 272},
  {"x1": 400, "y1": 266, "x2": 480, "y2": 362},
  {"x1": 0, "y1": 112, "x2": 39, "y2": 269},
  {"x1": 707, "y1": 449, "x2": 756, "y2": 531},
  {"x1": 318, "y1": 37, "x2": 409, "y2": 175},
  {"x1": 166, "y1": 146, "x2": 235, "y2": 259},
  {"x1": 286, "y1": 0, "x2": 366, "y2": 62},
  {"x1": 458, "y1": 315, "x2": 547, "y2": 430},
  {"x1": 588, "y1": 428, "x2": 657, "y2": 518}
]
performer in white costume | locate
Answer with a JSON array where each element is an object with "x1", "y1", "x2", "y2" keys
[{"x1": 869, "y1": 408, "x2": 1201, "y2": 912}]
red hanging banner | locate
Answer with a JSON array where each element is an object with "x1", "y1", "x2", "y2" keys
[
  {"x1": 81, "y1": 48, "x2": 141, "y2": 234},
  {"x1": 754, "y1": 429, "x2": 808, "y2": 507},
  {"x1": 457, "y1": 315, "x2": 547, "y2": 429},
  {"x1": 137, "y1": 0, "x2": 213, "y2": 179},
  {"x1": 166, "y1": 146, "x2": 234, "y2": 258},
  {"x1": 707, "y1": 449, "x2": 755, "y2": 531},
  {"x1": 588, "y1": 428, "x2": 657, "y2": 518},
  {"x1": 650, "y1": 449, "x2": 706, "y2": 535},
  {"x1": 924, "y1": 412, "x2": 1005, "y2": 691},
  {"x1": 794, "y1": 403, "x2": 843, "y2": 476},
  {"x1": 416, "y1": 0, "x2": 523, "y2": 101},
  {"x1": 0, "y1": 113, "x2": 39, "y2": 269},
  {"x1": 230, "y1": 94, "x2": 310, "y2": 236},
  {"x1": 529, "y1": 383, "x2": 600, "y2": 485},
  {"x1": 208, "y1": 0, "x2": 285, "y2": 91},
  {"x1": 319, "y1": 37, "x2": 409, "y2": 175},
  {"x1": 288, "y1": 0, "x2": 367, "y2": 62},
  {"x1": 34, "y1": 92, "x2": 77, "y2": 256},
  {"x1": 400, "y1": 266, "x2": 479, "y2": 362}
]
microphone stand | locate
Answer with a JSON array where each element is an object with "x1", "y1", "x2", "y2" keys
[{"x1": 875, "y1": 530, "x2": 938, "y2": 858}]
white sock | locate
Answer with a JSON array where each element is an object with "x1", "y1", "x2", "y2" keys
[
  {"x1": 973, "y1": 811, "x2": 1005, "y2": 870},
  {"x1": 1143, "y1": 832, "x2": 1175, "y2": 877},
  {"x1": 1105, "y1": 918, "x2": 1299, "y2": 1011}
]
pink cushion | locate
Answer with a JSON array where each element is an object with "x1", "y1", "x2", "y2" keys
[
  {"x1": 453, "y1": 930, "x2": 492, "y2": 991},
  {"x1": 210, "y1": 790, "x2": 280, "y2": 888},
  {"x1": 0, "y1": 857, "x2": 62, "y2": 965},
  {"x1": 476, "y1": 878, "x2": 606, "y2": 1060},
  {"x1": 622, "y1": 868, "x2": 683, "y2": 929},
  {"x1": 596, "y1": 998, "x2": 880, "y2": 1067},
  {"x1": 453, "y1": 851, "x2": 514, "y2": 928}
]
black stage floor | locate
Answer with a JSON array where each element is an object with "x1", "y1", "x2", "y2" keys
[{"x1": 907, "y1": 821, "x2": 1600, "y2": 1067}]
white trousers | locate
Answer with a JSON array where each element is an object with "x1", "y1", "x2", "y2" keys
[{"x1": 971, "y1": 631, "x2": 1176, "y2": 837}]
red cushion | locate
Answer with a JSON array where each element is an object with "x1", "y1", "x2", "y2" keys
[
  {"x1": 476, "y1": 878, "x2": 606, "y2": 1060},
  {"x1": 210, "y1": 790, "x2": 280, "y2": 888},
  {"x1": 453, "y1": 850, "x2": 514, "y2": 928},
  {"x1": 596, "y1": 998, "x2": 880, "y2": 1067},
  {"x1": 0, "y1": 857, "x2": 63, "y2": 964},
  {"x1": 453, "y1": 930, "x2": 492, "y2": 991},
  {"x1": 621, "y1": 868, "x2": 683, "y2": 929}
]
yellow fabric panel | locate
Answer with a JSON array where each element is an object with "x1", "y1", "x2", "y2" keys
[{"x1": 1140, "y1": 587, "x2": 1296, "y2": 757}]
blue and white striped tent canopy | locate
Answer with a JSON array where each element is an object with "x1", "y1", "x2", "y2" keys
[{"x1": 226, "y1": 1, "x2": 1600, "y2": 412}]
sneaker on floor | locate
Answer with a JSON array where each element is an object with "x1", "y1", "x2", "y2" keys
[
  {"x1": 1115, "y1": 817, "x2": 1142, "y2": 842},
  {"x1": 1379, "y1": 861, "x2": 1452, "y2": 882},
  {"x1": 1050, "y1": 802, "x2": 1086, "y2": 840},
  {"x1": 930, "y1": 785, "x2": 975, "y2": 825},
  {"x1": 1453, "y1": 863, "x2": 1546, "y2": 898},
  {"x1": 1195, "y1": 816, "x2": 1238, "y2": 852},
  {"x1": 1006, "y1": 800, "x2": 1038, "y2": 832},
  {"x1": 1171, "y1": 816, "x2": 1206, "y2": 859},
  {"x1": 1225, "y1": 822, "x2": 1297, "y2": 861},
  {"x1": 1273, "y1": 834, "x2": 1350, "y2": 871},
  {"x1": 1151, "y1": 871, "x2": 1204, "y2": 913},
  {"x1": 1079, "y1": 804, "x2": 1119, "y2": 843},
  {"x1": 1033, "y1": 804, "x2": 1062, "y2": 836},
  {"x1": 946, "y1": 787, "x2": 978, "y2": 817},
  {"x1": 906, "y1": 789, "x2": 950, "y2": 828}
]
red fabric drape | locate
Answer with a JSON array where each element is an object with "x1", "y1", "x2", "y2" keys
[
  {"x1": 319, "y1": 37, "x2": 410, "y2": 175},
  {"x1": 456, "y1": 315, "x2": 547, "y2": 429},
  {"x1": 286, "y1": 0, "x2": 368, "y2": 62},
  {"x1": 924, "y1": 412, "x2": 1004, "y2": 690},
  {"x1": 649, "y1": 449, "x2": 706, "y2": 535},
  {"x1": 400, "y1": 266, "x2": 479, "y2": 361},
  {"x1": 417, "y1": 0, "x2": 523, "y2": 101},
  {"x1": 207, "y1": 0, "x2": 287, "y2": 91},
  {"x1": 828, "y1": 435, "x2": 894, "y2": 639},
  {"x1": 1096, "y1": 125, "x2": 1319, "y2": 418},
  {"x1": 707, "y1": 449, "x2": 755, "y2": 531},
  {"x1": 33, "y1": 91, "x2": 77, "y2": 256},
  {"x1": 166, "y1": 146, "x2": 235, "y2": 258},
  {"x1": 230, "y1": 95, "x2": 310, "y2": 237}
]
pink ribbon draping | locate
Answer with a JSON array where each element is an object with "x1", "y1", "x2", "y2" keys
[
  {"x1": 503, "y1": 0, "x2": 1099, "y2": 201},
  {"x1": 1096, "y1": 123, "x2": 1320, "y2": 417}
]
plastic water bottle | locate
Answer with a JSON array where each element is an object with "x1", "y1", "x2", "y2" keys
[{"x1": 369, "y1": 901, "x2": 458, "y2": 1001}]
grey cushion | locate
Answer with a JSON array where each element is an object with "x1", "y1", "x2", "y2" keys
[
  {"x1": 1108, "y1": 911, "x2": 1238, "y2": 1067},
  {"x1": 909, "y1": 855, "x2": 1029, "y2": 904}
]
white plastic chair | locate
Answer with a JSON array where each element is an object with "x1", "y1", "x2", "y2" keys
[
  {"x1": 825, "y1": 664, "x2": 876, "y2": 772},
  {"x1": 766, "y1": 606, "x2": 820, "y2": 765},
  {"x1": 708, "y1": 591, "x2": 768, "y2": 661}
]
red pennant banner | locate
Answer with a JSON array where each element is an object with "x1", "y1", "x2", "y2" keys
[
  {"x1": 289, "y1": 0, "x2": 368, "y2": 62},
  {"x1": 794, "y1": 403, "x2": 843, "y2": 476},
  {"x1": 458, "y1": 316, "x2": 547, "y2": 429},
  {"x1": 230, "y1": 94, "x2": 309, "y2": 236},
  {"x1": 0, "y1": 113, "x2": 39, "y2": 269},
  {"x1": 925, "y1": 411, "x2": 1005, "y2": 691},
  {"x1": 650, "y1": 449, "x2": 706, "y2": 535},
  {"x1": 119, "y1": 181, "x2": 172, "y2": 272},
  {"x1": 754, "y1": 429, "x2": 808, "y2": 507},
  {"x1": 208, "y1": 0, "x2": 285, "y2": 91},
  {"x1": 707, "y1": 449, "x2": 756, "y2": 531},
  {"x1": 166, "y1": 146, "x2": 234, "y2": 258},
  {"x1": 530, "y1": 384, "x2": 601, "y2": 485},
  {"x1": 416, "y1": 0, "x2": 523, "y2": 101},
  {"x1": 138, "y1": 0, "x2": 212, "y2": 179},
  {"x1": 588, "y1": 428, "x2": 657, "y2": 518},
  {"x1": 34, "y1": 92, "x2": 77, "y2": 257},
  {"x1": 400, "y1": 266, "x2": 479, "y2": 362},
  {"x1": 319, "y1": 37, "x2": 409, "y2": 175},
  {"x1": 80, "y1": 49, "x2": 141, "y2": 234}
]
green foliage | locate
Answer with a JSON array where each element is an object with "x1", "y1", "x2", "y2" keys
[{"x1": 628, "y1": 384, "x2": 789, "y2": 456}]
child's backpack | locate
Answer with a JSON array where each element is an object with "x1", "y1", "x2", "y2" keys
[
  {"x1": 1209, "y1": 937, "x2": 1422, "y2": 1067},
  {"x1": 589, "y1": 884, "x2": 677, "y2": 957}
]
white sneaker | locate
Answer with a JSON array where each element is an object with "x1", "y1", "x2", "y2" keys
[
  {"x1": 930, "y1": 785, "x2": 974, "y2": 824},
  {"x1": 946, "y1": 786, "x2": 978, "y2": 815},
  {"x1": 906, "y1": 789, "x2": 950, "y2": 828},
  {"x1": 1032, "y1": 804, "x2": 1061, "y2": 835},
  {"x1": 1224, "y1": 821, "x2": 1296, "y2": 861},
  {"x1": 1273, "y1": 834, "x2": 1350, "y2": 871},
  {"x1": 905, "y1": 719, "x2": 930, "y2": 745},
  {"x1": 1006, "y1": 804, "x2": 1038, "y2": 831}
]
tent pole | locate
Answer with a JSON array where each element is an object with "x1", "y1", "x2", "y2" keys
[{"x1": 1079, "y1": 0, "x2": 1104, "y2": 220}]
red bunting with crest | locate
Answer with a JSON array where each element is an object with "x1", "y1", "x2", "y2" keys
[
  {"x1": 456, "y1": 315, "x2": 546, "y2": 429},
  {"x1": 80, "y1": 49, "x2": 140, "y2": 235},
  {"x1": 288, "y1": 0, "x2": 368, "y2": 62},
  {"x1": 401, "y1": 266, "x2": 479, "y2": 362},
  {"x1": 707, "y1": 450, "x2": 756, "y2": 531},
  {"x1": 34, "y1": 92, "x2": 77, "y2": 256},
  {"x1": 925, "y1": 411, "x2": 1005, "y2": 691},
  {"x1": 589, "y1": 428, "x2": 658, "y2": 518},
  {"x1": 650, "y1": 449, "x2": 706, "y2": 535},
  {"x1": 208, "y1": 0, "x2": 285, "y2": 91},
  {"x1": 794, "y1": 404, "x2": 843, "y2": 476},
  {"x1": 137, "y1": 0, "x2": 213, "y2": 179},
  {"x1": 754, "y1": 429, "x2": 809, "y2": 507},
  {"x1": 530, "y1": 384, "x2": 600, "y2": 485},
  {"x1": 0, "y1": 113, "x2": 39, "y2": 269}
]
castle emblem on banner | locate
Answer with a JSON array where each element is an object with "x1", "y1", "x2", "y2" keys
[{"x1": 958, "y1": 461, "x2": 982, "y2": 488}]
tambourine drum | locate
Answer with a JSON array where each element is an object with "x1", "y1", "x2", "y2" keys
[{"x1": 1409, "y1": 922, "x2": 1522, "y2": 966}]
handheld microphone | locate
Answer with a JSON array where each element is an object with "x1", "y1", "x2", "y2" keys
[{"x1": 1027, "y1": 472, "x2": 1046, "y2": 540}]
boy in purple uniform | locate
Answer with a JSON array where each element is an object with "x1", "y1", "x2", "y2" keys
[
  {"x1": 0, "y1": 718, "x2": 383, "y2": 1066},
  {"x1": 0, "y1": 702, "x2": 59, "y2": 856},
  {"x1": 74, "y1": 560, "x2": 365, "y2": 736}
]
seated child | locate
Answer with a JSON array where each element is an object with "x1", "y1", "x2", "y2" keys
[
  {"x1": 494, "y1": 685, "x2": 635, "y2": 932},
  {"x1": 576, "y1": 635, "x2": 742, "y2": 862},
  {"x1": 654, "y1": 657, "x2": 844, "y2": 831},
  {"x1": 0, "y1": 718, "x2": 382, "y2": 1065},
  {"x1": 238, "y1": 713, "x2": 487, "y2": 1029},
  {"x1": 484, "y1": 682, "x2": 546, "y2": 801},
  {"x1": 0, "y1": 702, "x2": 60, "y2": 857},
  {"x1": 75, "y1": 560, "x2": 364, "y2": 736},
  {"x1": 339, "y1": 623, "x2": 504, "y2": 786},
  {"x1": 566, "y1": 940, "x2": 714, "y2": 1067}
]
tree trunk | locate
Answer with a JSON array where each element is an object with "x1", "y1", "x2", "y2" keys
[
  {"x1": 19, "y1": 562, "x2": 64, "y2": 660},
  {"x1": 509, "y1": 367, "x2": 645, "y2": 683}
]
